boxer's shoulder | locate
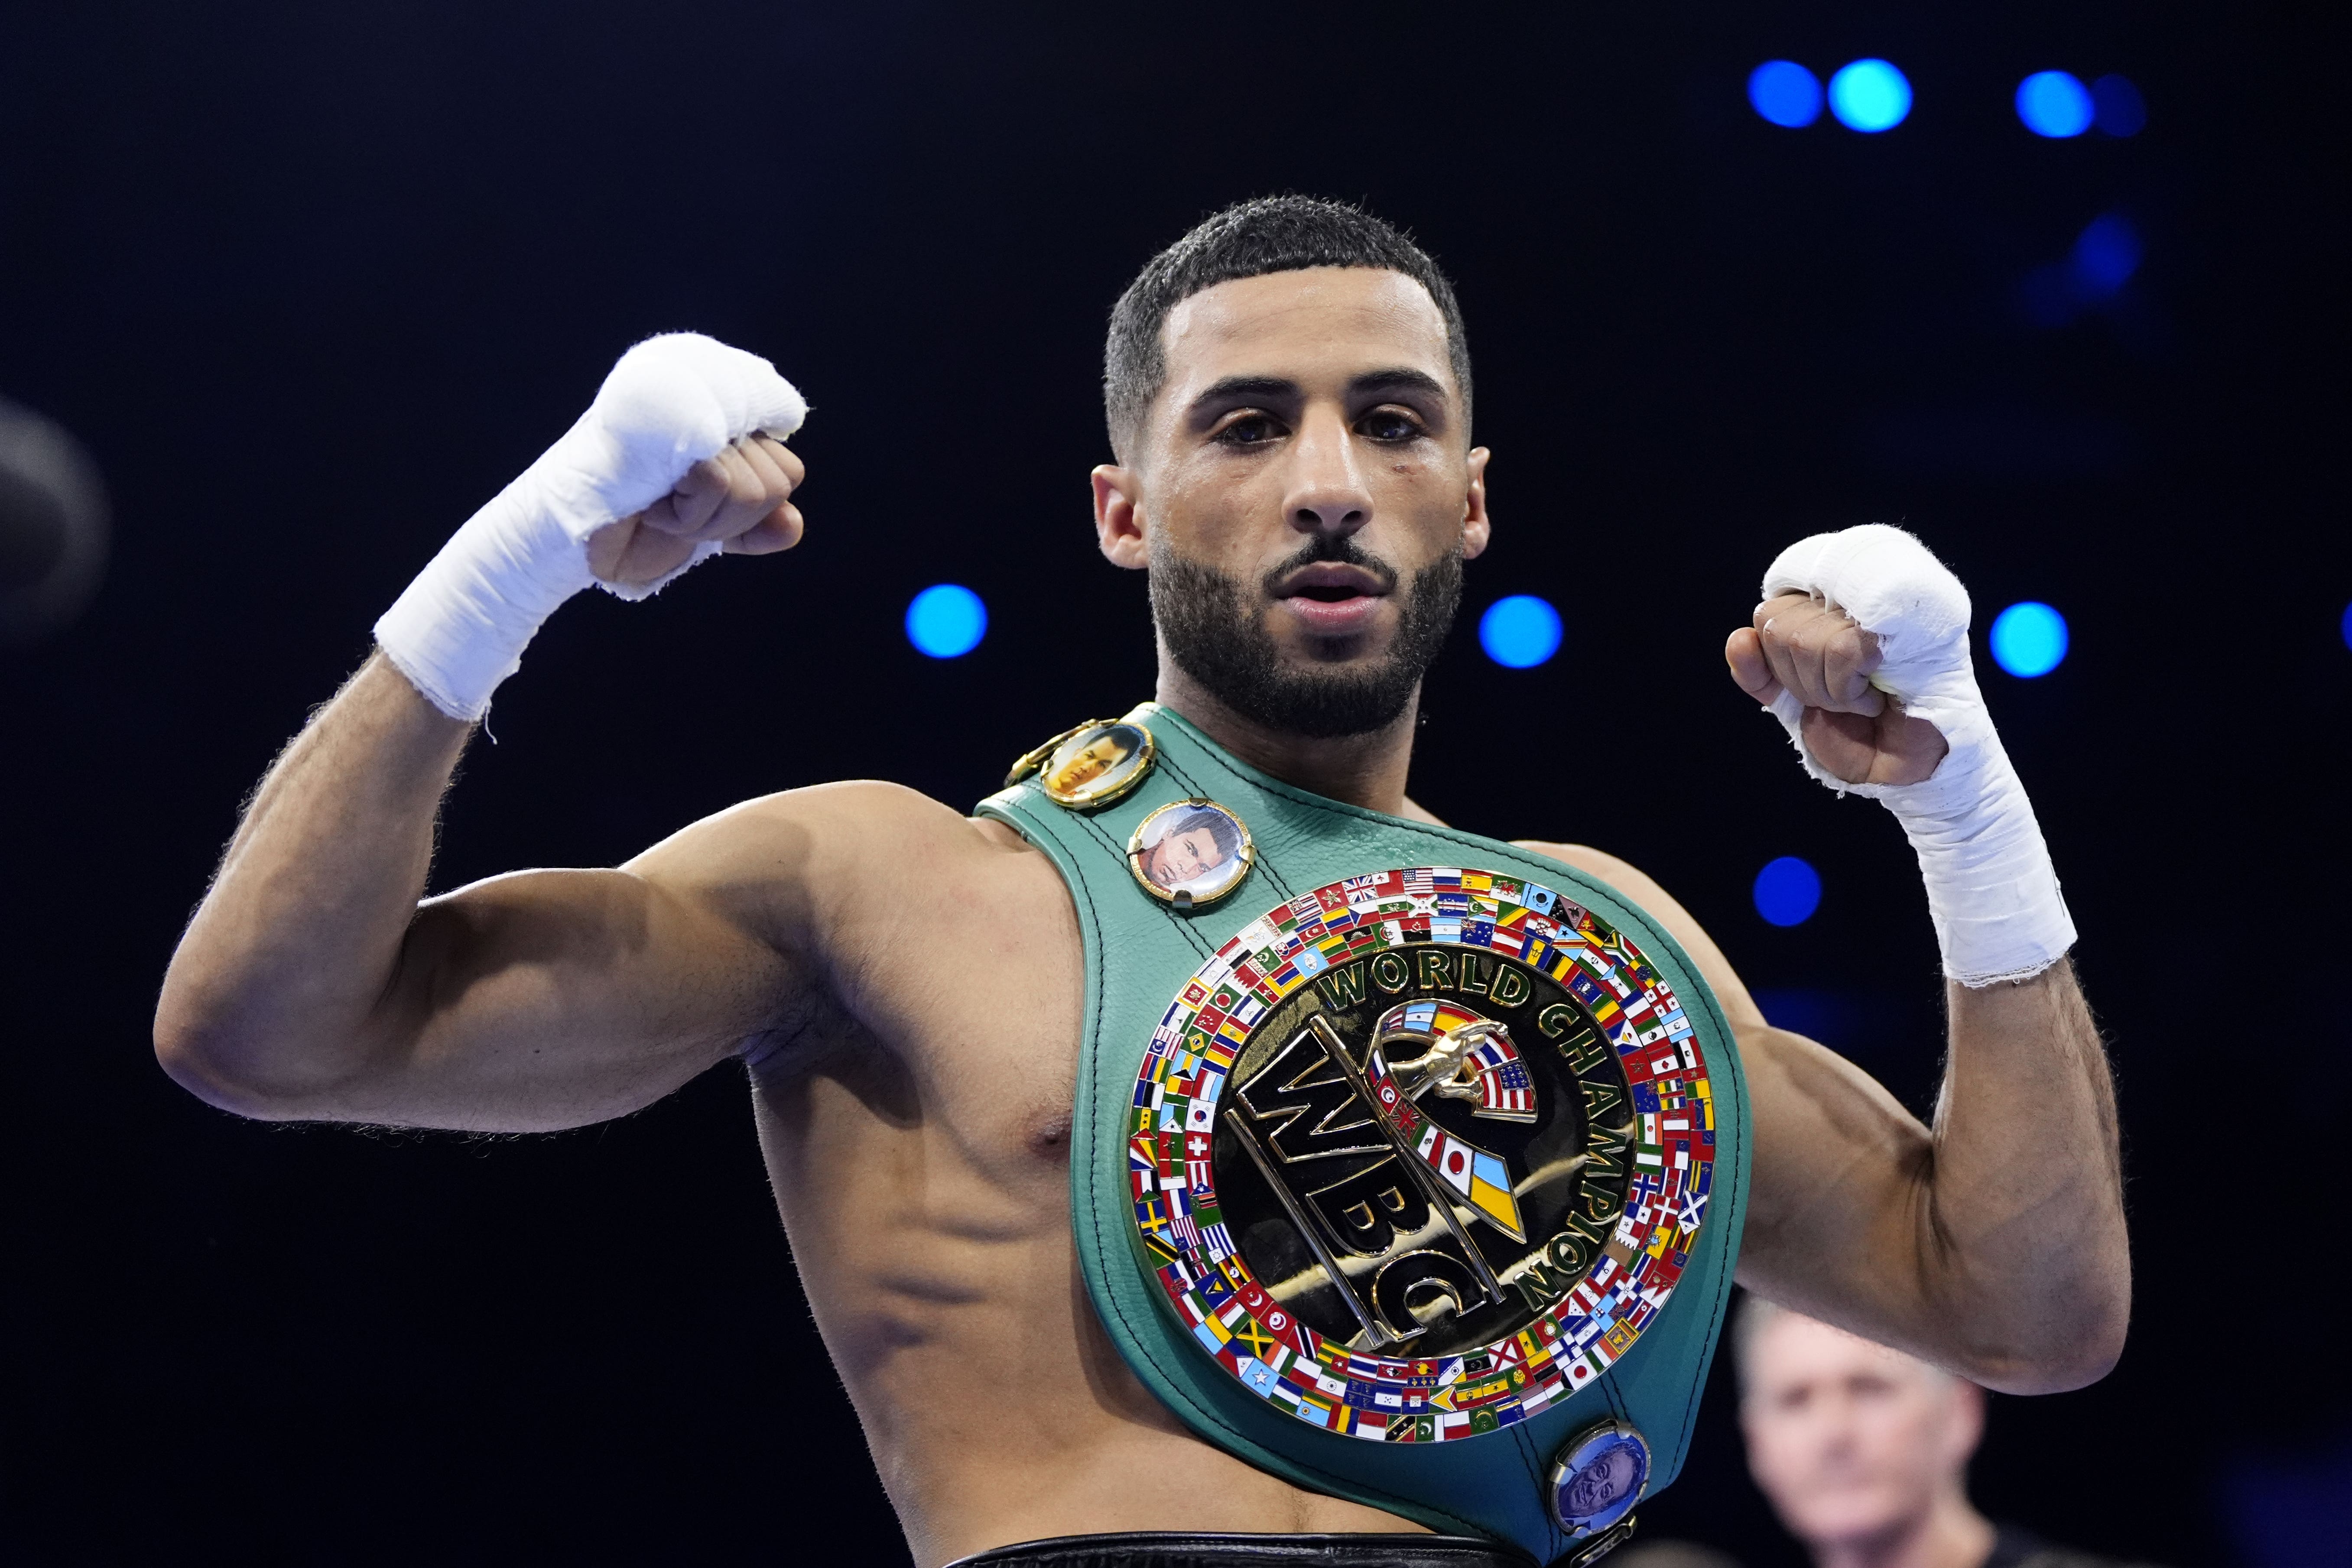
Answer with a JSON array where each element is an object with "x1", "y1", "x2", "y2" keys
[
  {"x1": 635, "y1": 779, "x2": 1040, "y2": 899},
  {"x1": 1508, "y1": 839, "x2": 1662, "y2": 910},
  {"x1": 1512, "y1": 838, "x2": 1768, "y2": 1033},
  {"x1": 1508, "y1": 838, "x2": 1690, "y2": 951},
  {"x1": 629, "y1": 777, "x2": 1073, "y2": 968}
]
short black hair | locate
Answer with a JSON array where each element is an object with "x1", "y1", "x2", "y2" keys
[
  {"x1": 1163, "y1": 805, "x2": 1242, "y2": 863},
  {"x1": 1103, "y1": 196, "x2": 1472, "y2": 461}
]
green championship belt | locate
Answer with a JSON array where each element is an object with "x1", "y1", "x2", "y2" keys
[{"x1": 979, "y1": 704, "x2": 1750, "y2": 1566}]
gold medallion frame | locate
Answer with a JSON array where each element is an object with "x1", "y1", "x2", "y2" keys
[{"x1": 1125, "y1": 797, "x2": 1254, "y2": 910}]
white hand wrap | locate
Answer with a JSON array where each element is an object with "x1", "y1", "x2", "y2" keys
[
  {"x1": 375, "y1": 333, "x2": 806, "y2": 721},
  {"x1": 1760, "y1": 524, "x2": 2075, "y2": 986}
]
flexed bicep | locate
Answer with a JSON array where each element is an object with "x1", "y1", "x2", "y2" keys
[
  {"x1": 157, "y1": 661, "x2": 811, "y2": 1134},
  {"x1": 159, "y1": 333, "x2": 828, "y2": 1134}
]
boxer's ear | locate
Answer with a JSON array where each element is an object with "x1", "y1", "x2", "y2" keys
[
  {"x1": 1460, "y1": 446, "x2": 1492, "y2": 561},
  {"x1": 1093, "y1": 465, "x2": 1148, "y2": 571}
]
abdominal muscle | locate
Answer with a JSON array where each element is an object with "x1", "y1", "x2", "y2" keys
[{"x1": 750, "y1": 1016, "x2": 1427, "y2": 1568}]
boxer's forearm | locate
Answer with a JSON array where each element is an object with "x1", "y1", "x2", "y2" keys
[
  {"x1": 1731, "y1": 524, "x2": 2128, "y2": 1389},
  {"x1": 156, "y1": 334, "x2": 809, "y2": 1124},
  {"x1": 1920, "y1": 960, "x2": 2127, "y2": 1389},
  {"x1": 155, "y1": 653, "x2": 469, "y2": 1114}
]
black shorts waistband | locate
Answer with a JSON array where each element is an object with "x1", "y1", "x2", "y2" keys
[{"x1": 944, "y1": 1532, "x2": 1542, "y2": 1568}]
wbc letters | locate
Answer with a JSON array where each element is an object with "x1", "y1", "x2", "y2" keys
[{"x1": 1221, "y1": 949, "x2": 1637, "y2": 1350}]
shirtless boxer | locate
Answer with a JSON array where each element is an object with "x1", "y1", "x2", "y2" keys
[{"x1": 154, "y1": 198, "x2": 2128, "y2": 1568}]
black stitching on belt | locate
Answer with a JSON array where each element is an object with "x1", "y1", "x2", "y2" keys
[{"x1": 1155, "y1": 749, "x2": 1298, "y2": 905}]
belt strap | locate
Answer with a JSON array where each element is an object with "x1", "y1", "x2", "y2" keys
[{"x1": 977, "y1": 703, "x2": 1747, "y2": 1563}]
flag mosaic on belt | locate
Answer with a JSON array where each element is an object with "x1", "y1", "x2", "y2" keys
[{"x1": 1126, "y1": 867, "x2": 1722, "y2": 1446}]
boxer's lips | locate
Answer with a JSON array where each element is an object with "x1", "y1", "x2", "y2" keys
[{"x1": 1275, "y1": 564, "x2": 1390, "y2": 637}]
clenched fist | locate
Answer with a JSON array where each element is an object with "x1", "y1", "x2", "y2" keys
[
  {"x1": 588, "y1": 433, "x2": 806, "y2": 588},
  {"x1": 1726, "y1": 594, "x2": 1949, "y2": 786}
]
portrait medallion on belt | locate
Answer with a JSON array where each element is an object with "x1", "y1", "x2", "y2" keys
[
  {"x1": 1127, "y1": 799, "x2": 1253, "y2": 911},
  {"x1": 1548, "y1": 1418, "x2": 1650, "y2": 1544},
  {"x1": 1124, "y1": 868, "x2": 1720, "y2": 1445},
  {"x1": 1008, "y1": 719, "x2": 1157, "y2": 809}
]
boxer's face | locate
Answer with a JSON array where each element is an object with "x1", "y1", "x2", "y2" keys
[
  {"x1": 1145, "y1": 828, "x2": 1223, "y2": 888},
  {"x1": 1093, "y1": 267, "x2": 1490, "y2": 737},
  {"x1": 1049, "y1": 737, "x2": 1128, "y2": 790},
  {"x1": 1738, "y1": 1314, "x2": 1984, "y2": 1552}
]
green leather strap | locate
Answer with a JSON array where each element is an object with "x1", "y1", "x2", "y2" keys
[{"x1": 978, "y1": 704, "x2": 1749, "y2": 1565}]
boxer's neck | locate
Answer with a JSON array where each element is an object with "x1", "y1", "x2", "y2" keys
[{"x1": 1153, "y1": 659, "x2": 1423, "y2": 818}]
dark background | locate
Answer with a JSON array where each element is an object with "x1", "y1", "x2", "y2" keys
[{"x1": 4, "y1": 1, "x2": 2348, "y2": 1563}]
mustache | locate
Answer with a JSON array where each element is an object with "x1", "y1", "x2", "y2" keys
[{"x1": 1257, "y1": 532, "x2": 1401, "y2": 597}]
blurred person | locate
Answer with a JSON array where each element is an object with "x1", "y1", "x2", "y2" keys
[
  {"x1": 1608, "y1": 1546, "x2": 1740, "y2": 1568},
  {"x1": 1738, "y1": 1299, "x2": 2156, "y2": 1568},
  {"x1": 0, "y1": 396, "x2": 109, "y2": 643},
  {"x1": 155, "y1": 198, "x2": 2126, "y2": 1568}
]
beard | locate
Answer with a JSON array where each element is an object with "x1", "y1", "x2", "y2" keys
[{"x1": 1150, "y1": 534, "x2": 1463, "y2": 739}]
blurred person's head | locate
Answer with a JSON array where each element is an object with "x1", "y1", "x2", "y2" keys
[{"x1": 1736, "y1": 1298, "x2": 1990, "y2": 1567}]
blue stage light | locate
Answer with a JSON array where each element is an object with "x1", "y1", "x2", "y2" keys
[
  {"x1": 2017, "y1": 71, "x2": 2094, "y2": 138},
  {"x1": 1990, "y1": 601, "x2": 2068, "y2": 677},
  {"x1": 1828, "y1": 59, "x2": 1912, "y2": 132},
  {"x1": 905, "y1": 583, "x2": 986, "y2": 658},
  {"x1": 2070, "y1": 213, "x2": 2142, "y2": 297},
  {"x1": 2092, "y1": 75, "x2": 2147, "y2": 136},
  {"x1": 1754, "y1": 857, "x2": 1822, "y2": 927},
  {"x1": 2341, "y1": 599, "x2": 2352, "y2": 651},
  {"x1": 1480, "y1": 595, "x2": 1563, "y2": 669},
  {"x1": 1748, "y1": 61, "x2": 1823, "y2": 127}
]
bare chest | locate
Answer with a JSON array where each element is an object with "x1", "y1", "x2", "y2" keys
[{"x1": 758, "y1": 843, "x2": 1091, "y2": 1211}]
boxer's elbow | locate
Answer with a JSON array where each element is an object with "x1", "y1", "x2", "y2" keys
[
  {"x1": 1972, "y1": 1321, "x2": 2125, "y2": 1395},
  {"x1": 2054, "y1": 1324, "x2": 2128, "y2": 1393},
  {"x1": 155, "y1": 1016, "x2": 303, "y2": 1120},
  {"x1": 2037, "y1": 1271, "x2": 2132, "y2": 1392},
  {"x1": 153, "y1": 979, "x2": 363, "y2": 1122},
  {"x1": 1958, "y1": 1269, "x2": 2131, "y2": 1395}
]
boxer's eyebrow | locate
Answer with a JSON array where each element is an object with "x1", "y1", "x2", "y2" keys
[
  {"x1": 1349, "y1": 367, "x2": 1449, "y2": 404},
  {"x1": 1188, "y1": 375, "x2": 1300, "y2": 421}
]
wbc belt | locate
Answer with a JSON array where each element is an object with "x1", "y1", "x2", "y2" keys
[{"x1": 978, "y1": 704, "x2": 1750, "y2": 1567}]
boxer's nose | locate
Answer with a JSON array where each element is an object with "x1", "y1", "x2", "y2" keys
[{"x1": 1282, "y1": 407, "x2": 1372, "y2": 539}]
